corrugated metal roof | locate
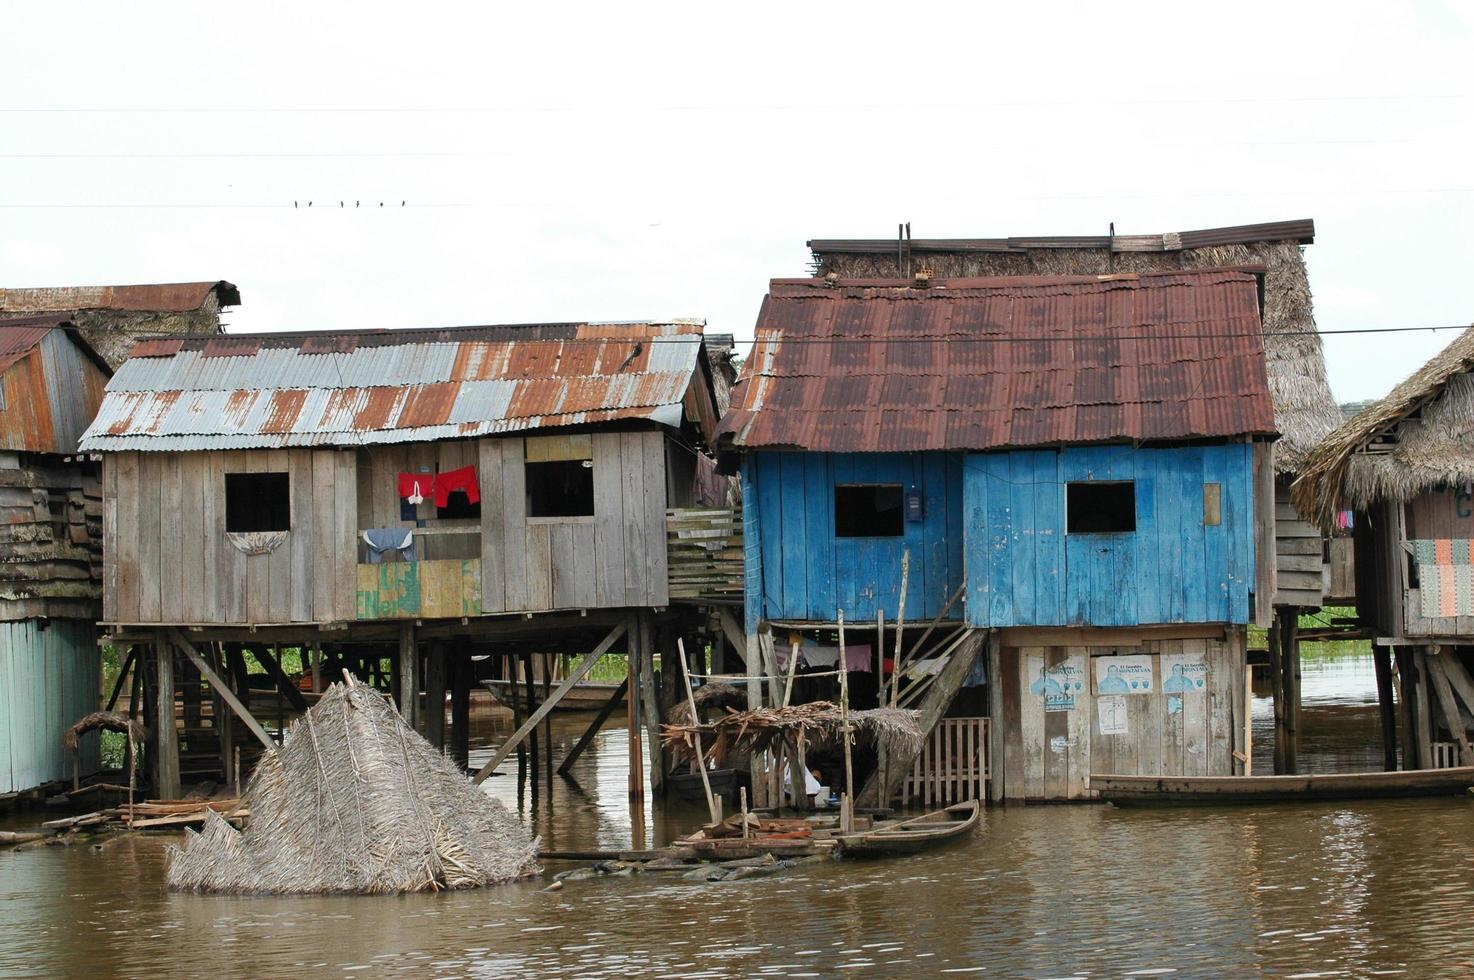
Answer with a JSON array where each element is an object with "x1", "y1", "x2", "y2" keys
[
  {"x1": 0, "y1": 322, "x2": 58, "y2": 375},
  {"x1": 0, "y1": 281, "x2": 239, "y2": 313},
  {"x1": 807, "y1": 219, "x2": 1315, "y2": 256},
  {"x1": 80, "y1": 320, "x2": 715, "y2": 451},
  {"x1": 719, "y1": 270, "x2": 1275, "y2": 453}
]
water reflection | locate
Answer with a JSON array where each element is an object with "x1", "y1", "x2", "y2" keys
[{"x1": 1, "y1": 653, "x2": 1471, "y2": 978}]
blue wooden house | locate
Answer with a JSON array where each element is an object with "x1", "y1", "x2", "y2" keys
[{"x1": 718, "y1": 269, "x2": 1278, "y2": 801}]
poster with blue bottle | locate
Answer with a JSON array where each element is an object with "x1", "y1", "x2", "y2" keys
[
  {"x1": 1093, "y1": 654, "x2": 1154, "y2": 695},
  {"x1": 1026, "y1": 654, "x2": 1086, "y2": 712}
]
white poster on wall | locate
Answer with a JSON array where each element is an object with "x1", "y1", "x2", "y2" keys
[
  {"x1": 1094, "y1": 654, "x2": 1154, "y2": 695},
  {"x1": 1098, "y1": 695, "x2": 1128, "y2": 735},
  {"x1": 1025, "y1": 654, "x2": 1087, "y2": 712},
  {"x1": 1161, "y1": 651, "x2": 1208, "y2": 715}
]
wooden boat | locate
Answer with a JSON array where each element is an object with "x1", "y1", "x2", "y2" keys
[
  {"x1": 1092, "y1": 767, "x2": 1474, "y2": 806},
  {"x1": 480, "y1": 679, "x2": 624, "y2": 712},
  {"x1": 831, "y1": 800, "x2": 981, "y2": 857},
  {"x1": 668, "y1": 768, "x2": 746, "y2": 806}
]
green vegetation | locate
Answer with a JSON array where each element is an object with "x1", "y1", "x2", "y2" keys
[{"x1": 1248, "y1": 606, "x2": 1371, "y2": 659}]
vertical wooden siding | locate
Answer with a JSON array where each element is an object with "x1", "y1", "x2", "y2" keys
[
  {"x1": 964, "y1": 444, "x2": 1257, "y2": 628},
  {"x1": 0, "y1": 619, "x2": 100, "y2": 794},
  {"x1": 747, "y1": 451, "x2": 965, "y2": 627},
  {"x1": 104, "y1": 449, "x2": 357, "y2": 624},
  {"x1": 996, "y1": 633, "x2": 1246, "y2": 801},
  {"x1": 479, "y1": 431, "x2": 668, "y2": 614}
]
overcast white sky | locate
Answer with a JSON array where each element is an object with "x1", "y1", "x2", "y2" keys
[{"x1": 4, "y1": 1, "x2": 1471, "y2": 403}]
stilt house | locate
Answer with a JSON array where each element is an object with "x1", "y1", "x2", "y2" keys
[
  {"x1": 0, "y1": 318, "x2": 111, "y2": 796},
  {"x1": 719, "y1": 269, "x2": 1278, "y2": 801},
  {"x1": 1293, "y1": 327, "x2": 1474, "y2": 771},
  {"x1": 808, "y1": 220, "x2": 1345, "y2": 773},
  {"x1": 79, "y1": 320, "x2": 723, "y2": 799}
]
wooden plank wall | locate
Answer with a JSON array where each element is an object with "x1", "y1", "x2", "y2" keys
[
  {"x1": 1352, "y1": 499, "x2": 1403, "y2": 638},
  {"x1": 1401, "y1": 487, "x2": 1474, "y2": 636},
  {"x1": 748, "y1": 450, "x2": 965, "y2": 626},
  {"x1": 356, "y1": 439, "x2": 481, "y2": 562},
  {"x1": 1273, "y1": 478, "x2": 1328, "y2": 607},
  {"x1": 964, "y1": 444, "x2": 1256, "y2": 629},
  {"x1": 105, "y1": 449, "x2": 357, "y2": 624},
  {"x1": 0, "y1": 619, "x2": 100, "y2": 793},
  {"x1": 996, "y1": 631, "x2": 1246, "y2": 801},
  {"x1": 478, "y1": 430, "x2": 668, "y2": 615}
]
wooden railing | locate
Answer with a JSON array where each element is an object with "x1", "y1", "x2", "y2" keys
[
  {"x1": 1431, "y1": 741, "x2": 1461, "y2": 769},
  {"x1": 900, "y1": 717, "x2": 989, "y2": 807}
]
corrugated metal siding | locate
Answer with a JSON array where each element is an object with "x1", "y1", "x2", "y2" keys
[
  {"x1": 81, "y1": 322, "x2": 712, "y2": 451},
  {"x1": 0, "y1": 619, "x2": 100, "y2": 794},
  {"x1": 722, "y1": 271, "x2": 1275, "y2": 453}
]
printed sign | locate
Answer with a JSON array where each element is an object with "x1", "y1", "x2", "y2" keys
[
  {"x1": 1098, "y1": 695, "x2": 1128, "y2": 735},
  {"x1": 1094, "y1": 654, "x2": 1154, "y2": 695},
  {"x1": 1161, "y1": 652, "x2": 1208, "y2": 715},
  {"x1": 1026, "y1": 654, "x2": 1086, "y2": 712}
]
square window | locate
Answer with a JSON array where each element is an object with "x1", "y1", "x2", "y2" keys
[
  {"x1": 1066, "y1": 481, "x2": 1135, "y2": 534},
  {"x1": 527, "y1": 459, "x2": 594, "y2": 517},
  {"x1": 225, "y1": 472, "x2": 291, "y2": 532},
  {"x1": 834, "y1": 484, "x2": 904, "y2": 538}
]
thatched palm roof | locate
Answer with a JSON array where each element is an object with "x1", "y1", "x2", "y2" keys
[
  {"x1": 168, "y1": 680, "x2": 540, "y2": 895},
  {"x1": 1292, "y1": 325, "x2": 1474, "y2": 528}
]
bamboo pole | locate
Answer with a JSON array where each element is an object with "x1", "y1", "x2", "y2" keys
[
  {"x1": 892, "y1": 549, "x2": 909, "y2": 708},
  {"x1": 782, "y1": 636, "x2": 808, "y2": 812},
  {"x1": 838, "y1": 609, "x2": 854, "y2": 834},
  {"x1": 676, "y1": 638, "x2": 721, "y2": 824}
]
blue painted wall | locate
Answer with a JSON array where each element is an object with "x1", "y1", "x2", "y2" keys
[
  {"x1": 963, "y1": 444, "x2": 1256, "y2": 628},
  {"x1": 744, "y1": 452, "x2": 965, "y2": 631},
  {"x1": 1, "y1": 619, "x2": 101, "y2": 794}
]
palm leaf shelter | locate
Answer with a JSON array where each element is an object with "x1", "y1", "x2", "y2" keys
[
  {"x1": 718, "y1": 268, "x2": 1279, "y2": 802},
  {"x1": 1294, "y1": 326, "x2": 1474, "y2": 771},
  {"x1": 807, "y1": 220, "x2": 1344, "y2": 774},
  {"x1": 78, "y1": 320, "x2": 725, "y2": 801}
]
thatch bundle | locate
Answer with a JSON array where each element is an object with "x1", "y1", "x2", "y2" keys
[
  {"x1": 662, "y1": 701, "x2": 923, "y2": 768},
  {"x1": 665, "y1": 681, "x2": 747, "y2": 728},
  {"x1": 814, "y1": 237, "x2": 1340, "y2": 473},
  {"x1": 63, "y1": 711, "x2": 144, "y2": 751},
  {"x1": 168, "y1": 680, "x2": 540, "y2": 895},
  {"x1": 1293, "y1": 325, "x2": 1474, "y2": 527}
]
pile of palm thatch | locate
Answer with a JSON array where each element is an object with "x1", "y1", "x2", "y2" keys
[
  {"x1": 662, "y1": 701, "x2": 922, "y2": 768},
  {"x1": 1293, "y1": 325, "x2": 1474, "y2": 528},
  {"x1": 167, "y1": 677, "x2": 540, "y2": 895},
  {"x1": 665, "y1": 681, "x2": 747, "y2": 728}
]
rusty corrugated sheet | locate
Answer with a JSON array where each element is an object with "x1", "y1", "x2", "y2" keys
[
  {"x1": 807, "y1": 219, "x2": 1315, "y2": 255},
  {"x1": 0, "y1": 282, "x2": 238, "y2": 313},
  {"x1": 79, "y1": 320, "x2": 718, "y2": 451},
  {"x1": 720, "y1": 270, "x2": 1275, "y2": 453}
]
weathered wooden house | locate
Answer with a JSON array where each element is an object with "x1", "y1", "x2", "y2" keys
[
  {"x1": 0, "y1": 318, "x2": 111, "y2": 796},
  {"x1": 0, "y1": 281, "x2": 238, "y2": 369},
  {"x1": 808, "y1": 220, "x2": 1344, "y2": 771},
  {"x1": 79, "y1": 320, "x2": 723, "y2": 798},
  {"x1": 1294, "y1": 327, "x2": 1474, "y2": 771},
  {"x1": 719, "y1": 269, "x2": 1277, "y2": 801}
]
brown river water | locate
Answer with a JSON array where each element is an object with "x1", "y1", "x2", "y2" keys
[{"x1": 2, "y1": 652, "x2": 1472, "y2": 979}]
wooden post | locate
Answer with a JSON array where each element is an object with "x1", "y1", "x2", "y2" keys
[
  {"x1": 626, "y1": 623, "x2": 645, "y2": 803},
  {"x1": 892, "y1": 549, "x2": 909, "y2": 707},
  {"x1": 676, "y1": 638, "x2": 720, "y2": 824},
  {"x1": 541, "y1": 654, "x2": 554, "y2": 785},
  {"x1": 637, "y1": 612, "x2": 665, "y2": 794},
  {"x1": 152, "y1": 631, "x2": 181, "y2": 800},
  {"x1": 105, "y1": 647, "x2": 137, "y2": 712},
  {"x1": 522, "y1": 653, "x2": 539, "y2": 784},
  {"x1": 1267, "y1": 614, "x2": 1286, "y2": 774},
  {"x1": 213, "y1": 644, "x2": 235, "y2": 785},
  {"x1": 397, "y1": 624, "x2": 418, "y2": 729},
  {"x1": 506, "y1": 652, "x2": 527, "y2": 775},
  {"x1": 1394, "y1": 649, "x2": 1421, "y2": 769},
  {"x1": 310, "y1": 641, "x2": 322, "y2": 695},
  {"x1": 425, "y1": 641, "x2": 446, "y2": 750},
  {"x1": 1283, "y1": 611, "x2": 1301, "y2": 774},
  {"x1": 781, "y1": 634, "x2": 808, "y2": 812},
  {"x1": 450, "y1": 647, "x2": 471, "y2": 770},
  {"x1": 1373, "y1": 644, "x2": 1399, "y2": 771},
  {"x1": 1412, "y1": 648, "x2": 1434, "y2": 767},
  {"x1": 745, "y1": 631, "x2": 762, "y2": 710},
  {"x1": 837, "y1": 610, "x2": 854, "y2": 833},
  {"x1": 1427, "y1": 648, "x2": 1474, "y2": 767}
]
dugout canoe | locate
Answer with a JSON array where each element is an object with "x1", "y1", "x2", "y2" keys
[
  {"x1": 481, "y1": 679, "x2": 625, "y2": 712},
  {"x1": 1092, "y1": 767, "x2": 1474, "y2": 806},
  {"x1": 830, "y1": 800, "x2": 981, "y2": 857}
]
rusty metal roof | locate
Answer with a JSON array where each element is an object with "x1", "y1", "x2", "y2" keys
[
  {"x1": 807, "y1": 219, "x2": 1314, "y2": 256},
  {"x1": 719, "y1": 270, "x2": 1275, "y2": 453},
  {"x1": 80, "y1": 320, "x2": 718, "y2": 451},
  {"x1": 0, "y1": 281, "x2": 239, "y2": 313}
]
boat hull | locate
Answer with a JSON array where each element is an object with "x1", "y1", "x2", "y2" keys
[
  {"x1": 480, "y1": 680, "x2": 625, "y2": 712},
  {"x1": 1092, "y1": 767, "x2": 1474, "y2": 806}
]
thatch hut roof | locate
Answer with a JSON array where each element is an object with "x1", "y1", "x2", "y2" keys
[
  {"x1": 662, "y1": 701, "x2": 923, "y2": 768},
  {"x1": 809, "y1": 221, "x2": 1339, "y2": 473},
  {"x1": 1292, "y1": 325, "x2": 1474, "y2": 528},
  {"x1": 168, "y1": 680, "x2": 540, "y2": 895}
]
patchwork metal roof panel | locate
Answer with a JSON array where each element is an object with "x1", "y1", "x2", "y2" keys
[
  {"x1": 81, "y1": 320, "x2": 715, "y2": 451},
  {"x1": 719, "y1": 270, "x2": 1275, "y2": 453}
]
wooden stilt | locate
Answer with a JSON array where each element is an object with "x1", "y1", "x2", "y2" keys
[
  {"x1": 522, "y1": 652, "x2": 539, "y2": 785},
  {"x1": 506, "y1": 652, "x2": 527, "y2": 776},
  {"x1": 541, "y1": 654, "x2": 553, "y2": 786},
  {"x1": 105, "y1": 647, "x2": 137, "y2": 712},
  {"x1": 152, "y1": 630, "x2": 181, "y2": 800},
  {"x1": 1427, "y1": 648, "x2": 1474, "y2": 766},
  {"x1": 1394, "y1": 648, "x2": 1420, "y2": 769},
  {"x1": 626, "y1": 620, "x2": 645, "y2": 803},
  {"x1": 397, "y1": 624, "x2": 418, "y2": 729},
  {"x1": 1373, "y1": 644, "x2": 1399, "y2": 771},
  {"x1": 425, "y1": 641, "x2": 446, "y2": 750},
  {"x1": 781, "y1": 633, "x2": 808, "y2": 812},
  {"x1": 677, "y1": 638, "x2": 720, "y2": 824},
  {"x1": 1283, "y1": 611, "x2": 1301, "y2": 774},
  {"x1": 1412, "y1": 648, "x2": 1434, "y2": 767},
  {"x1": 450, "y1": 647, "x2": 471, "y2": 770},
  {"x1": 558, "y1": 676, "x2": 630, "y2": 775},
  {"x1": 637, "y1": 612, "x2": 664, "y2": 794},
  {"x1": 310, "y1": 641, "x2": 322, "y2": 695},
  {"x1": 838, "y1": 610, "x2": 854, "y2": 833},
  {"x1": 1267, "y1": 614, "x2": 1286, "y2": 774}
]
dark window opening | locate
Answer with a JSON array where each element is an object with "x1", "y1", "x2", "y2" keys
[
  {"x1": 225, "y1": 472, "x2": 291, "y2": 532},
  {"x1": 527, "y1": 459, "x2": 595, "y2": 517},
  {"x1": 436, "y1": 490, "x2": 481, "y2": 520},
  {"x1": 834, "y1": 484, "x2": 904, "y2": 538},
  {"x1": 1066, "y1": 481, "x2": 1136, "y2": 533}
]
